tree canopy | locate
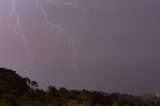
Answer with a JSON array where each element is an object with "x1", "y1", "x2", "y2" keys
[{"x1": 0, "y1": 67, "x2": 159, "y2": 106}]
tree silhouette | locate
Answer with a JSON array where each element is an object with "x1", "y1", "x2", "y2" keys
[
  {"x1": 0, "y1": 67, "x2": 159, "y2": 106},
  {"x1": 0, "y1": 67, "x2": 30, "y2": 97}
]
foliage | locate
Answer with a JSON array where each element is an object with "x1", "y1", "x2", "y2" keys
[
  {"x1": 0, "y1": 99, "x2": 11, "y2": 106},
  {"x1": 0, "y1": 67, "x2": 160, "y2": 106}
]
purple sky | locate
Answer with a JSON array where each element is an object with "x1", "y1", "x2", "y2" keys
[{"x1": 0, "y1": 0, "x2": 160, "y2": 94}]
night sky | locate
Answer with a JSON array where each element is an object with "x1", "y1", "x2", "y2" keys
[{"x1": 0, "y1": 0, "x2": 160, "y2": 94}]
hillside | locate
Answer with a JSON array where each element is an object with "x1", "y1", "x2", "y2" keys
[{"x1": 0, "y1": 67, "x2": 159, "y2": 106}]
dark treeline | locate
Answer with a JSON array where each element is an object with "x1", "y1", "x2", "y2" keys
[{"x1": 0, "y1": 67, "x2": 159, "y2": 106}]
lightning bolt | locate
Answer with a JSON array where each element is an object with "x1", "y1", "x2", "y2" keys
[
  {"x1": 8, "y1": 0, "x2": 85, "y2": 69},
  {"x1": 8, "y1": 0, "x2": 31, "y2": 51},
  {"x1": 34, "y1": 0, "x2": 85, "y2": 69},
  {"x1": 8, "y1": 0, "x2": 33, "y2": 72},
  {"x1": 46, "y1": 0, "x2": 85, "y2": 10}
]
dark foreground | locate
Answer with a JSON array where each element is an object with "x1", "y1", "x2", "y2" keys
[{"x1": 0, "y1": 67, "x2": 159, "y2": 106}]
